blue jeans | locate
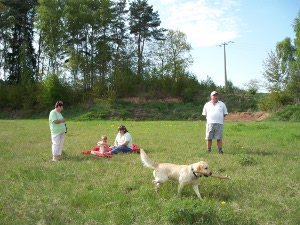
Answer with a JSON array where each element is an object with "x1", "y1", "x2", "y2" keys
[{"x1": 110, "y1": 146, "x2": 132, "y2": 154}]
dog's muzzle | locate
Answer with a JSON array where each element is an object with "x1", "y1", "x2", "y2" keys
[{"x1": 204, "y1": 172, "x2": 212, "y2": 177}]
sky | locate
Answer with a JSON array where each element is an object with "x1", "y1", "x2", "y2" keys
[{"x1": 147, "y1": 0, "x2": 300, "y2": 92}]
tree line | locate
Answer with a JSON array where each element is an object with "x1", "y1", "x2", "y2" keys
[
  {"x1": 1, "y1": 0, "x2": 299, "y2": 114},
  {"x1": 259, "y1": 11, "x2": 300, "y2": 111},
  {"x1": 0, "y1": 0, "x2": 207, "y2": 111}
]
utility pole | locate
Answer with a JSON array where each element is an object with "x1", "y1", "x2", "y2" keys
[{"x1": 217, "y1": 41, "x2": 233, "y2": 88}]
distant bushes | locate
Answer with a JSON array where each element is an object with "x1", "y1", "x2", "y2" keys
[
  {"x1": 267, "y1": 104, "x2": 300, "y2": 122},
  {"x1": 75, "y1": 100, "x2": 205, "y2": 121}
]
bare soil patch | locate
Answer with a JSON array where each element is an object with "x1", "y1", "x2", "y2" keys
[
  {"x1": 122, "y1": 97, "x2": 183, "y2": 103},
  {"x1": 225, "y1": 112, "x2": 270, "y2": 121},
  {"x1": 122, "y1": 97, "x2": 270, "y2": 121}
]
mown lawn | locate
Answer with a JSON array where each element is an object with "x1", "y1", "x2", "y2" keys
[{"x1": 0, "y1": 120, "x2": 299, "y2": 224}]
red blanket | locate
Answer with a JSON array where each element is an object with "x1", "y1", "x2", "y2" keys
[{"x1": 82, "y1": 143, "x2": 140, "y2": 156}]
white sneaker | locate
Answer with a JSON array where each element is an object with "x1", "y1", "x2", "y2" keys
[{"x1": 52, "y1": 156, "x2": 58, "y2": 162}]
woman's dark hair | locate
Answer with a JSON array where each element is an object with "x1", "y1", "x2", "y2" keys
[
  {"x1": 118, "y1": 125, "x2": 128, "y2": 133},
  {"x1": 55, "y1": 101, "x2": 64, "y2": 108}
]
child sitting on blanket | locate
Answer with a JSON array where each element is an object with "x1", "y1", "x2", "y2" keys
[{"x1": 91, "y1": 135, "x2": 109, "y2": 155}]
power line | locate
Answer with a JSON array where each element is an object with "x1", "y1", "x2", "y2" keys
[{"x1": 217, "y1": 41, "x2": 234, "y2": 88}]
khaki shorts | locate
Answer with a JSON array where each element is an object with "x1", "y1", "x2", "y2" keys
[{"x1": 205, "y1": 123, "x2": 224, "y2": 140}]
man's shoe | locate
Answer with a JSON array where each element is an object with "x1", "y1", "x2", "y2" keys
[
  {"x1": 219, "y1": 150, "x2": 224, "y2": 154},
  {"x1": 206, "y1": 149, "x2": 211, "y2": 153}
]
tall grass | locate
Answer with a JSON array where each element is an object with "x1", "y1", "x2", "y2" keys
[{"x1": 0, "y1": 120, "x2": 299, "y2": 224}]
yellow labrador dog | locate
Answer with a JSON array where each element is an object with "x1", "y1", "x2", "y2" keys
[{"x1": 140, "y1": 149, "x2": 212, "y2": 199}]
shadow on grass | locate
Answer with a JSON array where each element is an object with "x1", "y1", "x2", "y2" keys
[
  {"x1": 250, "y1": 150, "x2": 273, "y2": 156},
  {"x1": 59, "y1": 150, "x2": 140, "y2": 162},
  {"x1": 61, "y1": 154, "x2": 111, "y2": 162},
  {"x1": 57, "y1": 151, "x2": 108, "y2": 162}
]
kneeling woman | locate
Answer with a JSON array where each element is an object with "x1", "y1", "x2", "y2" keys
[{"x1": 110, "y1": 125, "x2": 133, "y2": 154}]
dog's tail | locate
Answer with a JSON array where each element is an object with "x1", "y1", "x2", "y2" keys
[{"x1": 140, "y1": 149, "x2": 158, "y2": 169}]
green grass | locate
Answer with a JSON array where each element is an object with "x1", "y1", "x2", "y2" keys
[{"x1": 0, "y1": 120, "x2": 299, "y2": 224}]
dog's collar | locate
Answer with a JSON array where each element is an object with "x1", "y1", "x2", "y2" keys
[{"x1": 191, "y1": 166, "x2": 201, "y2": 178}]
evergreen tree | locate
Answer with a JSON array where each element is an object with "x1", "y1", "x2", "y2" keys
[
  {"x1": 129, "y1": 0, "x2": 166, "y2": 78},
  {"x1": 1, "y1": 0, "x2": 37, "y2": 85}
]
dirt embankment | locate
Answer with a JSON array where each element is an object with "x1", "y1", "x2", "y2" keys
[
  {"x1": 225, "y1": 112, "x2": 270, "y2": 121},
  {"x1": 122, "y1": 97, "x2": 183, "y2": 103},
  {"x1": 122, "y1": 97, "x2": 270, "y2": 122}
]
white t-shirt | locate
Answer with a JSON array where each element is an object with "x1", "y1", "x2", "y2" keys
[
  {"x1": 202, "y1": 100, "x2": 228, "y2": 124},
  {"x1": 115, "y1": 132, "x2": 133, "y2": 148}
]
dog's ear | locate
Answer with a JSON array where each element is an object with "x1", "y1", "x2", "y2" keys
[{"x1": 196, "y1": 162, "x2": 203, "y2": 171}]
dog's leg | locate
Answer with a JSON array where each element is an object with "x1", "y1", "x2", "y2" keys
[
  {"x1": 177, "y1": 183, "x2": 185, "y2": 197},
  {"x1": 192, "y1": 184, "x2": 203, "y2": 200},
  {"x1": 153, "y1": 180, "x2": 162, "y2": 192},
  {"x1": 152, "y1": 170, "x2": 168, "y2": 193}
]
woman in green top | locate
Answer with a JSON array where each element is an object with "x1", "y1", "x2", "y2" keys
[{"x1": 49, "y1": 101, "x2": 66, "y2": 162}]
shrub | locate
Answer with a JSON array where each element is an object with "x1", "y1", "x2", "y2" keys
[
  {"x1": 268, "y1": 104, "x2": 300, "y2": 122},
  {"x1": 257, "y1": 91, "x2": 293, "y2": 111},
  {"x1": 7, "y1": 84, "x2": 24, "y2": 110},
  {"x1": 78, "y1": 108, "x2": 111, "y2": 120},
  {"x1": 36, "y1": 73, "x2": 69, "y2": 110}
]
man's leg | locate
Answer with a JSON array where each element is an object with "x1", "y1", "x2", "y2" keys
[
  {"x1": 206, "y1": 139, "x2": 212, "y2": 153},
  {"x1": 216, "y1": 124, "x2": 224, "y2": 154},
  {"x1": 205, "y1": 123, "x2": 213, "y2": 153},
  {"x1": 217, "y1": 139, "x2": 223, "y2": 153}
]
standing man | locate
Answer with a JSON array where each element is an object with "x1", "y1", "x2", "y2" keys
[
  {"x1": 49, "y1": 101, "x2": 66, "y2": 161},
  {"x1": 202, "y1": 91, "x2": 228, "y2": 154}
]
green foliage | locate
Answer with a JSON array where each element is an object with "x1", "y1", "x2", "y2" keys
[
  {"x1": 261, "y1": 13, "x2": 300, "y2": 104},
  {"x1": 3, "y1": 81, "x2": 37, "y2": 112},
  {"x1": 21, "y1": 82, "x2": 37, "y2": 111},
  {"x1": 2, "y1": 0, "x2": 37, "y2": 85},
  {"x1": 1, "y1": 84, "x2": 263, "y2": 119},
  {"x1": 129, "y1": 0, "x2": 166, "y2": 77},
  {"x1": 35, "y1": 0, "x2": 66, "y2": 68},
  {"x1": 286, "y1": 62, "x2": 300, "y2": 98},
  {"x1": 257, "y1": 91, "x2": 293, "y2": 111},
  {"x1": 36, "y1": 73, "x2": 69, "y2": 110},
  {"x1": 0, "y1": 85, "x2": 7, "y2": 108},
  {"x1": 181, "y1": 87, "x2": 197, "y2": 103},
  {"x1": 74, "y1": 100, "x2": 205, "y2": 121},
  {"x1": 7, "y1": 84, "x2": 24, "y2": 110},
  {"x1": 1, "y1": 0, "x2": 300, "y2": 116},
  {"x1": 268, "y1": 104, "x2": 300, "y2": 121},
  {"x1": 244, "y1": 79, "x2": 261, "y2": 95},
  {"x1": 223, "y1": 91, "x2": 258, "y2": 112},
  {"x1": 78, "y1": 106, "x2": 111, "y2": 120},
  {"x1": 1, "y1": 0, "x2": 270, "y2": 113}
]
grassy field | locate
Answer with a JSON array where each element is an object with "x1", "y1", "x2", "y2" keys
[{"x1": 0, "y1": 120, "x2": 299, "y2": 224}]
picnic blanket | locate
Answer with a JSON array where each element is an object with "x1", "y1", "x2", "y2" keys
[{"x1": 82, "y1": 143, "x2": 141, "y2": 157}]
